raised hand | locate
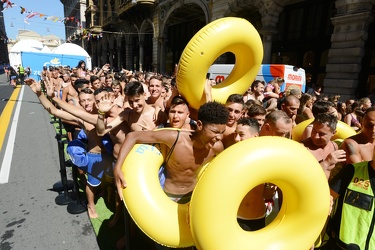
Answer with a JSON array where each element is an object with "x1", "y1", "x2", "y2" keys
[
  {"x1": 102, "y1": 63, "x2": 110, "y2": 73},
  {"x1": 25, "y1": 78, "x2": 42, "y2": 93},
  {"x1": 325, "y1": 149, "x2": 346, "y2": 166},
  {"x1": 44, "y1": 78, "x2": 55, "y2": 98},
  {"x1": 97, "y1": 92, "x2": 115, "y2": 113}
]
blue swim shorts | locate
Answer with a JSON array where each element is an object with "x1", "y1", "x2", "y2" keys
[{"x1": 78, "y1": 152, "x2": 108, "y2": 187}]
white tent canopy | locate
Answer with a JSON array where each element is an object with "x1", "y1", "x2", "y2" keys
[
  {"x1": 40, "y1": 45, "x2": 52, "y2": 53},
  {"x1": 9, "y1": 39, "x2": 45, "y2": 67},
  {"x1": 52, "y1": 43, "x2": 92, "y2": 69},
  {"x1": 9, "y1": 41, "x2": 92, "y2": 69},
  {"x1": 10, "y1": 39, "x2": 44, "y2": 53}
]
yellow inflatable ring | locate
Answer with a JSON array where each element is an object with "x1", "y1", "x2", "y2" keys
[
  {"x1": 292, "y1": 119, "x2": 356, "y2": 142},
  {"x1": 189, "y1": 137, "x2": 330, "y2": 250},
  {"x1": 121, "y1": 141, "x2": 194, "y2": 247},
  {"x1": 177, "y1": 17, "x2": 263, "y2": 110}
]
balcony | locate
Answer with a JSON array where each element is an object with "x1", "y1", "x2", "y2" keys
[
  {"x1": 102, "y1": 13, "x2": 118, "y2": 27},
  {"x1": 118, "y1": 0, "x2": 154, "y2": 15},
  {"x1": 87, "y1": 25, "x2": 103, "y2": 34}
]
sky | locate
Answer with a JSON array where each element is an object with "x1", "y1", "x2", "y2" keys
[{"x1": 2, "y1": 0, "x2": 66, "y2": 40}]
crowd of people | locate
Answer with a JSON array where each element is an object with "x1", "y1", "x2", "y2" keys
[{"x1": 23, "y1": 60, "x2": 375, "y2": 250}]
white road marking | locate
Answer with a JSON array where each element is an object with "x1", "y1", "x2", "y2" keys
[{"x1": 0, "y1": 86, "x2": 25, "y2": 184}]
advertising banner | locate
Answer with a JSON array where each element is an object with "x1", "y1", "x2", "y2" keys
[{"x1": 21, "y1": 52, "x2": 87, "y2": 80}]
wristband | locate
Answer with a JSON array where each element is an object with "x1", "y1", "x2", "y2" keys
[{"x1": 98, "y1": 110, "x2": 106, "y2": 115}]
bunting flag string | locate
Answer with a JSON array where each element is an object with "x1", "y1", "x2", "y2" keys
[
  {"x1": 1, "y1": 0, "x2": 80, "y2": 27},
  {"x1": 1, "y1": 0, "x2": 15, "y2": 11},
  {"x1": 69, "y1": 29, "x2": 103, "y2": 42},
  {"x1": 2, "y1": 1, "x2": 114, "y2": 42}
]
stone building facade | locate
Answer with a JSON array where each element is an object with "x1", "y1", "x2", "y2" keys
[
  {"x1": 62, "y1": 0, "x2": 375, "y2": 100},
  {"x1": 60, "y1": 0, "x2": 87, "y2": 48}
]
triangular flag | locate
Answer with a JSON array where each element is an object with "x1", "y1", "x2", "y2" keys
[{"x1": 26, "y1": 12, "x2": 39, "y2": 19}]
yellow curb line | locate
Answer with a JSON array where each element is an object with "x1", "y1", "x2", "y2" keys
[{"x1": 0, "y1": 86, "x2": 21, "y2": 153}]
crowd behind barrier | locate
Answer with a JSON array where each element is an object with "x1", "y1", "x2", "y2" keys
[{"x1": 23, "y1": 61, "x2": 375, "y2": 250}]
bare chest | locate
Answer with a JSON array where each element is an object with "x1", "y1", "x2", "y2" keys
[
  {"x1": 308, "y1": 143, "x2": 335, "y2": 162},
  {"x1": 359, "y1": 143, "x2": 374, "y2": 161},
  {"x1": 129, "y1": 112, "x2": 156, "y2": 131}
]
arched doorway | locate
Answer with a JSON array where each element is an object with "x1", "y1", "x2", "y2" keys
[{"x1": 163, "y1": 3, "x2": 206, "y2": 74}]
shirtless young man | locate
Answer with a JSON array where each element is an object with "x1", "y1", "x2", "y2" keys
[
  {"x1": 301, "y1": 113, "x2": 346, "y2": 180},
  {"x1": 231, "y1": 118, "x2": 268, "y2": 230},
  {"x1": 40, "y1": 66, "x2": 51, "y2": 82},
  {"x1": 340, "y1": 106, "x2": 375, "y2": 164},
  {"x1": 26, "y1": 79, "x2": 114, "y2": 219},
  {"x1": 59, "y1": 72, "x2": 81, "y2": 141},
  {"x1": 113, "y1": 101, "x2": 229, "y2": 201},
  {"x1": 247, "y1": 104, "x2": 267, "y2": 129},
  {"x1": 221, "y1": 94, "x2": 245, "y2": 148},
  {"x1": 50, "y1": 67, "x2": 64, "y2": 99},
  {"x1": 164, "y1": 96, "x2": 195, "y2": 130},
  {"x1": 72, "y1": 78, "x2": 90, "y2": 93},
  {"x1": 55, "y1": 86, "x2": 128, "y2": 227},
  {"x1": 90, "y1": 75, "x2": 102, "y2": 91},
  {"x1": 203, "y1": 82, "x2": 244, "y2": 148},
  {"x1": 61, "y1": 72, "x2": 80, "y2": 106},
  {"x1": 96, "y1": 81, "x2": 166, "y2": 135},
  {"x1": 146, "y1": 75, "x2": 164, "y2": 108}
]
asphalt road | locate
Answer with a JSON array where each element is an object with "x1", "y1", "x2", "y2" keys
[
  {"x1": 0, "y1": 73, "x2": 100, "y2": 250},
  {"x1": 0, "y1": 80, "x2": 14, "y2": 115}
]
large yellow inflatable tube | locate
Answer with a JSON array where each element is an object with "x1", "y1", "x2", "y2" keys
[
  {"x1": 177, "y1": 17, "x2": 263, "y2": 110},
  {"x1": 121, "y1": 143, "x2": 194, "y2": 248},
  {"x1": 189, "y1": 137, "x2": 330, "y2": 250},
  {"x1": 292, "y1": 119, "x2": 356, "y2": 142}
]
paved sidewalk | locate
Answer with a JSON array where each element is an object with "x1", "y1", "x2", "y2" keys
[
  {"x1": 0, "y1": 73, "x2": 9, "y2": 85},
  {"x1": 0, "y1": 84, "x2": 100, "y2": 249}
]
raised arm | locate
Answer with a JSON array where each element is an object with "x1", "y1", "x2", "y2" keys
[
  {"x1": 52, "y1": 96, "x2": 97, "y2": 125},
  {"x1": 41, "y1": 78, "x2": 98, "y2": 125},
  {"x1": 113, "y1": 130, "x2": 178, "y2": 200},
  {"x1": 204, "y1": 79, "x2": 213, "y2": 102},
  {"x1": 25, "y1": 78, "x2": 81, "y2": 124},
  {"x1": 96, "y1": 63, "x2": 110, "y2": 77},
  {"x1": 96, "y1": 94, "x2": 124, "y2": 136}
]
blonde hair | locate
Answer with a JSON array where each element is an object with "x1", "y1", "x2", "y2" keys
[
  {"x1": 269, "y1": 77, "x2": 285, "y2": 86},
  {"x1": 285, "y1": 86, "x2": 302, "y2": 98}
]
